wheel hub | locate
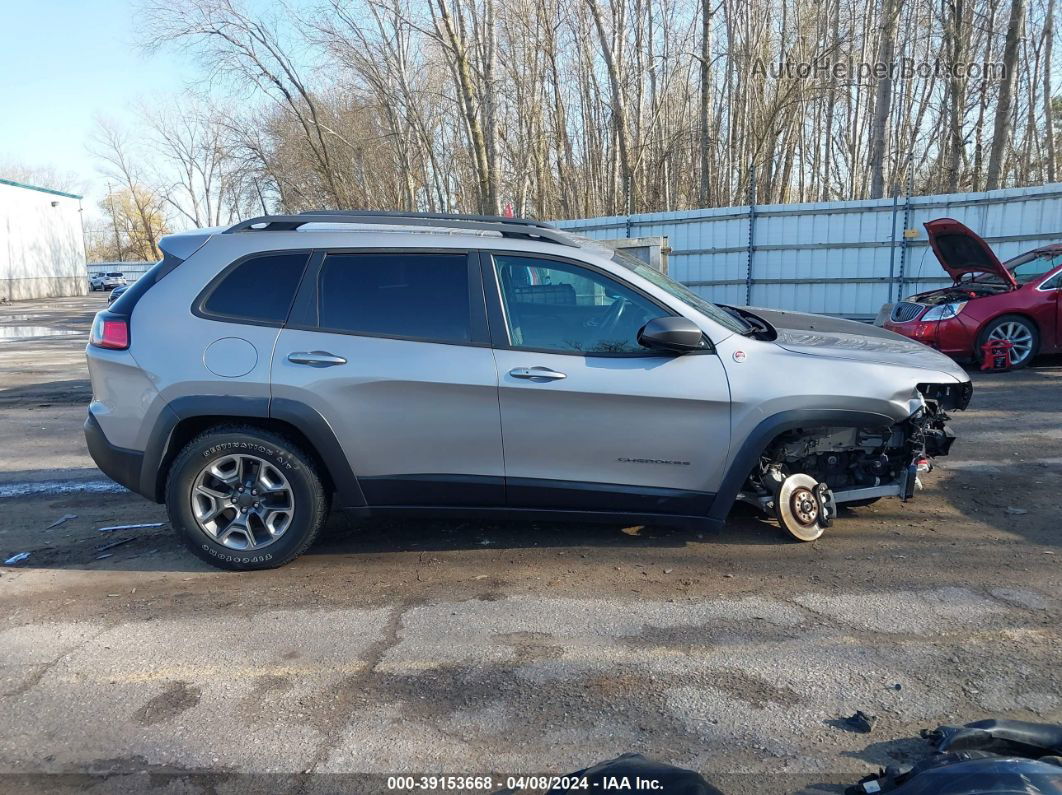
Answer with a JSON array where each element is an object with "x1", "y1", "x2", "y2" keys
[{"x1": 790, "y1": 488, "x2": 819, "y2": 526}]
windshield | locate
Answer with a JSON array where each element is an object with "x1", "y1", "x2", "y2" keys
[
  {"x1": 607, "y1": 247, "x2": 749, "y2": 333},
  {"x1": 1003, "y1": 251, "x2": 1062, "y2": 284}
]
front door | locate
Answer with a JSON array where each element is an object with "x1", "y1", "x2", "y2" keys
[
  {"x1": 1038, "y1": 262, "x2": 1062, "y2": 351},
  {"x1": 484, "y1": 252, "x2": 731, "y2": 516},
  {"x1": 271, "y1": 249, "x2": 504, "y2": 507}
]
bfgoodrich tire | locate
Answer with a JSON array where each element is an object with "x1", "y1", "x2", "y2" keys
[{"x1": 165, "y1": 426, "x2": 328, "y2": 571}]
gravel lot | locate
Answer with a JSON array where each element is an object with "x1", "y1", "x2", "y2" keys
[{"x1": 0, "y1": 294, "x2": 1059, "y2": 793}]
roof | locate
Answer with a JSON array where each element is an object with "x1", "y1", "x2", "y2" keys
[{"x1": 0, "y1": 177, "x2": 83, "y2": 200}]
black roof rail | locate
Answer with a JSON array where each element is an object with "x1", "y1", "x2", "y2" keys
[{"x1": 223, "y1": 210, "x2": 577, "y2": 247}]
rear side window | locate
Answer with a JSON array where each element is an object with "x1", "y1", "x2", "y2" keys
[
  {"x1": 202, "y1": 251, "x2": 309, "y2": 324},
  {"x1": 317, "y1": 252, "x2": 471, "y2": 343}
]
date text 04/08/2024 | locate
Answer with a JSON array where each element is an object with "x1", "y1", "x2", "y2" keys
[{"x1": 386, "y1": 775, "x2": 669, "y2": 791}]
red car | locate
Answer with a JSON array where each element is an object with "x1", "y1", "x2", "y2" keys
[{"x1": 883, "y1": 218, "x2": 1062, "y2": 368}]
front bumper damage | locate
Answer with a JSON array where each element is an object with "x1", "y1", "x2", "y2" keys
[{"x1": 739, "y1": 380, "x2": 970, "y2": 528}]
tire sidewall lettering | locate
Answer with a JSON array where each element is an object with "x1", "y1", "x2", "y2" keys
[
  {"x1": 200, "y1": 440, "x2": 299, "y2": 472},
  {"x1": 201, "y1": 543, "x2": 273, "y2": 564}
]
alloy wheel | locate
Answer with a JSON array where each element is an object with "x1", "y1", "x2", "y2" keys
[
  {"x1": 190, "y1": 454, "x2": 294, "y2": 550},
  {"x1": 987, "y1": 321, "x2": 1034, "y2": 365}
]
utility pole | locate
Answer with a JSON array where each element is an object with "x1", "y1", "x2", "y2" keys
[{"x1": 106, "y1": 181, "x2": 123, "y2": 263}]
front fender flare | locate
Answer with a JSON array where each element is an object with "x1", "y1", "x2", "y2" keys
[{"x1": 707, "y1": 409, "x2": 896, "y2": 523}]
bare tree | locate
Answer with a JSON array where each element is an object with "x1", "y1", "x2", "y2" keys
[
  {"x1": 115, "y1": 0, "x2": 1057, "y2": 224},
  {"x1": 1043, "y1": 0, "x2": 1056, "y2": 182},
  {"x1": 986, "y1": 0, "x2": 1027, "y2": 189},
  {"x1": 89, "y1": 119, "x2": 167, "y2": 259},
  {"x1": 869, "y1": 0, "x2": 903, "y2": 197}
]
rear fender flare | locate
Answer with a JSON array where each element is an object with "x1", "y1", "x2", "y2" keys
[{"x1": 141, "y1": 395, "x2": 366, "y2": 508}]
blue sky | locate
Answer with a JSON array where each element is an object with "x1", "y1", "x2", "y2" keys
[{"x1": 1, "y1": 1, "x2": 199, "y2": 207}]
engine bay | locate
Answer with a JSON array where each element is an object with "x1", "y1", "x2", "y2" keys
[{"x1": 912, "y1": 281, "x2": 1010, "y2": 305}]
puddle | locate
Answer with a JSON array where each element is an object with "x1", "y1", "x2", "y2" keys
[
  {"x1": 0, "y1": 314, "x2": 48, "y2": 322},
  {"x1": 0, "y1": 326, "x2": 82, "y2": 340}
]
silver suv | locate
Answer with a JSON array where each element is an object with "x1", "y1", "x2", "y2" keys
[{"x1": 85, "y1": 212, "x2": 972, "y2": 570}]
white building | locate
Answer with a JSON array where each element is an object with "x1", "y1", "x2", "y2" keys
[{"x1": 0, "y1": 178, "x2": 88, "y2": 301}]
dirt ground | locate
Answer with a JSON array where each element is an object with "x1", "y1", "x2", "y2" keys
[{"x1": 0, "y1": 294, "x2": 1059, "y2": 794}]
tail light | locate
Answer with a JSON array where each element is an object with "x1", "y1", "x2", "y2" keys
[{"x1": 90, "y1": 313, "x2": 129, "y2": 350}]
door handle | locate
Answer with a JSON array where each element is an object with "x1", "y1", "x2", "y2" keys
[
  {"x1": 287, "y1": 351, "x2": 347, "y2": 367},
  {"x1": 509, "y1": 366, "x2": 567, "y2": 381}
]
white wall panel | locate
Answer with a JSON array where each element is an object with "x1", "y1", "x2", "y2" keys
[{"x1": 1, "y1": 180, "x2": 87, "y2": 300}]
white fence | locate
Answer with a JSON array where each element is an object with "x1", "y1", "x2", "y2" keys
[
  {"x1": 555, "y1": 183, "x2": 1062, "y2": 319},
  {"x1": 87, "y1": 262, "x2": 154, "y2": 282}
]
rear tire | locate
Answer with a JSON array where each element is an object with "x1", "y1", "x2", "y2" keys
[
  {"x1": 978, "y1": 315, "x2": 1039, "y2": 369},
  {"x1": 165, "y1": 426, "x2": 328, "y2": 570}
]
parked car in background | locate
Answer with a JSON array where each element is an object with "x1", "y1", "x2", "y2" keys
[
  {"x1": 84, "y1": 212, "x2": 969, "y2": 570},
  {"x1": 883, "y1": 219, "x2": 1062, "y2": 368},
  {"x1": 107, "y1": 284, "x2": 128, "y2": 304},
  {"x1": 90, "y1": 272, "x2": 127, "y2": 291}
]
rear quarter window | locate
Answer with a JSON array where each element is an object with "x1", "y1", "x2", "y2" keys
[
  {"x1": 199, "y1": 251, "x2": 310, "y2": 325},
  {"x1": 109, "y1": 254, "x2": 180, "y2": 315}
]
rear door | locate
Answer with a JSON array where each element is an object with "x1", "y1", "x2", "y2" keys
[
  {"x1": 271, "y1": 248, "x2": 504, "y2": 507},
  {"x1": 483, "y1": 252, "x2": 731, "y2": 516}
]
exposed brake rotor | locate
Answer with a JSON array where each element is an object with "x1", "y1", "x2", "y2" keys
[{"x1": 774, "y1": 473, "x2": 832, "y2": 542}]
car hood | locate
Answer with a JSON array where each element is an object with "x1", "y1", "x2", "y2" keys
[
  {"x1": 924, "y1": 218, "x2": 1018, "y2": 289},
  {"x1": 748, "y1": 306, "x2": 968, "y2": 379}
]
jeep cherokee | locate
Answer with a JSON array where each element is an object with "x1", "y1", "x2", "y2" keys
[{"x1": 84, "y1": 211, "x2": 972, "y2": 570}]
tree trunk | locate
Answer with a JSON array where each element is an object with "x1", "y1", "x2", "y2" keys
[
  {"x1": 586, "y1": 0, "x2": 635, "y2": 214},
  {"x1": 869, "y1": 0, "x2": 902, "y2": 198},
  {"x1": 1044, "y1": 0, "x2": 1057, "y2": 182},
  {"x1": 698, "y1": 0, "x2": 712, "y2": 206},
  {"x1": 435, "y1": 0, "x2": 495, "y2": 214},
  {"x1": 986, "y1": 0, "x2": 1026, "y2": 190}
]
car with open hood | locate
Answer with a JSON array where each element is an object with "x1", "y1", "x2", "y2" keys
[{"x1": 882, "y1": 218, "x2": 1062, "y2": 368}]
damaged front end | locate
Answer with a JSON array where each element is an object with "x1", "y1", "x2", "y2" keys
[{"x1": 739, "y1": 381, "x2": 970, "y2": 541}]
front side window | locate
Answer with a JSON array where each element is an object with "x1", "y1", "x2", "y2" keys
[
  {"x1": 1039, "y1": 268, "x2": 1062, "y2": 290},
  {"x1": 202, "y1": 251, "x2": 309, "y2": 324},
  {"x1": 494, "y1": 255, "x2": 661, "y2": 354},
  {"x1": 317, "y1": 252, "x2": 471, "y2": 343}
]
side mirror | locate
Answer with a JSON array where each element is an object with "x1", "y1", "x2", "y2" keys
[{"x1": 637, "y1": 316, "x2": 706, "y2": 353}]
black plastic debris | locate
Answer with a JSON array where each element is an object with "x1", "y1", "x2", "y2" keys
[
  {"x1": 923, "y1": 719, "x2": 1062, "y2": 758},
  {"x1": 848, "y1": 753, "x2": 1062, "y2": 794},
  {"x1": 848, "y1": 720, "x2": 1062, "y2": 794}
]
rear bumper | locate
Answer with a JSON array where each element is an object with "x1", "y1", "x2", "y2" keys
[{"x1": 84, "y1": 412, "x2": 145, "y2": 496}]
